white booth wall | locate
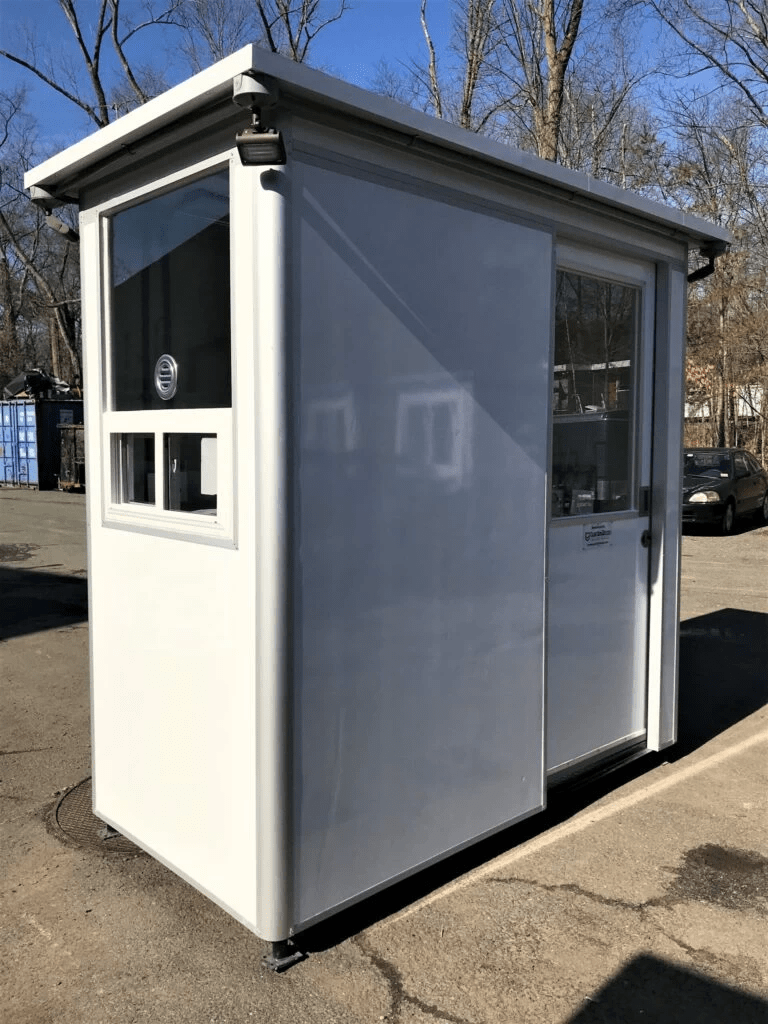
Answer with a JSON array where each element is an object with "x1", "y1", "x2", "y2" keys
[{"x1": 81, "y1": 151, "x2": 262, "y2": 931}]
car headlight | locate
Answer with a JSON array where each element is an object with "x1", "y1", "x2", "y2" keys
[{"x1": 689, "y1": 490, "x2": 721, "y2": 503}]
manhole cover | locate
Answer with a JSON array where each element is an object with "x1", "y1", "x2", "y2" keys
[{"x1": 55, "y1": 777, "x2": 143, "y2": 855}]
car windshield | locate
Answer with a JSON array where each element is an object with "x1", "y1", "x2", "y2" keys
[{"x1": 685, "y1": 452, "x2": 731, "y2": 478}]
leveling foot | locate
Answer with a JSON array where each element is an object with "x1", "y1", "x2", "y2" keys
[{"x1": 263, "y1": 939, "x2": 305, "y2": 972}]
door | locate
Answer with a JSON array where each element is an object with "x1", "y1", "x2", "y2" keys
[
  {"x1": 734, "y1": 451, "x2": 762, "y2": 516},
  {"x1": 546, "y1": 247, "x2": 655, "y2": 777}
]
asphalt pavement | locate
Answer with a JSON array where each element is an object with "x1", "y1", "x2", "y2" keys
[{"x1": 1, "y1": 489, "x2": 766, "y2": 1024}]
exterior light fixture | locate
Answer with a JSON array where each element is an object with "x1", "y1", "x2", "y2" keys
[
  {"x1": 235, "y1": 110, "x2": 286, "y2": 166},
  {"x1": 233, "y1": 72, "x2": 286, "y2": 166}
]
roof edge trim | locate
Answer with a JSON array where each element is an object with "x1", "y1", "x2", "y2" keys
[{"x1": 25, "y1": 45, "x2": 731, "y2": 249}]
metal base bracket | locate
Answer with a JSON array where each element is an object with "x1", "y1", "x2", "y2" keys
[
  {"x1": 263, "y1": 939, "x2": 306, "y2": 972},
  {"x1": 97, "y1": 824, "x2": 123, "y2": 841}
]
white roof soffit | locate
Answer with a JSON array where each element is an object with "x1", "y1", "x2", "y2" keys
[{"x1": 25, "y1": 44, "x2": 731, "y2": 249}]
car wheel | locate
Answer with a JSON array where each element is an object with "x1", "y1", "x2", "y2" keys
[
  {"x1": 759, "y1": 491, "x2": 768, "y2": 525},
  {"x1": 721, "y1": 500, "x2": 735, "y2": 535}
]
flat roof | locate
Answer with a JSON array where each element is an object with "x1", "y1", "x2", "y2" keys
[{"x1": 25, "y1": 45, "x2": 730, "y2": 248}]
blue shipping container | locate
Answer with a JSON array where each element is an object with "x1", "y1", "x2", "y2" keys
[{"x1": 0, "y1": 399, "x2": 84, "y2": 489}]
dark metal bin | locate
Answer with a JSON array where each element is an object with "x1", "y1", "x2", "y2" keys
[{"x1": 58, "y1": 421, "x2": 86, "y2": 491}]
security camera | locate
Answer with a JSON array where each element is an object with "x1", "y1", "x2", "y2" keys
[{"x1": 233, "y1": 73, "x2": 278, "y2": 111}]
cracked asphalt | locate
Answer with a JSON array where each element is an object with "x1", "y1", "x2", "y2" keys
[{"x1": 1, "y1": 489, "x2": 767, "y2": 1024}]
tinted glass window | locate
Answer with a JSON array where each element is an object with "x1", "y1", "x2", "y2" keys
[
  {"x1": 115, "y1": 433, "x2": 155, "y2": 504},
  {"x1": 110, "y1": 171, "x2": 230, "y2": 410},
  {"x1": 551, "y1": 271, "x2": 639, "y2": 516},
  {"x1": 164, "y1": 433, "x2": 217, "y2": 514}
]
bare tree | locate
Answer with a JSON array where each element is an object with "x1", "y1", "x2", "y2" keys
[
  {"x1": 419, "y1": 0, "x2": 445, "y2": 119},
  {"x1": 630, "y1": 0, "x2": 768, "y2": 457},
  {"x1": 176, "y1": 0, "x2": 351, "y2": 70},
  {"x1": 668, "y1": 95, "x2": 768, "y2": 454},
  {"x1": 415, "y1": 0, "x2": 503, "y2": 129},
  {"x1": 0, "y1": 90, "x2": 31, "y2": 383},
  {"x1": 0, "y1": 90, "x2": 81, "y2": 385},
  {"x1": 2, "y1": 0, "x2": 353, "y2": 130},
  {"x1": 559, "y1": 80, "x2": 664, "y2": 191},
  {"x1": 0, "y1": 2, "x2": 183, "y2": 383},
  {"x1": 554, "y1": 21, "x2": 665, "y2": 192},
  {"x1": 0, "y1": 0, "x2": 354, "y2": 390},
  {"x1": 370, "y1": 59, "x2": 426, "y2": 109},
  {"x1": 386, "y1": 0, "x2": 586, "y2": 157},
  {"x1": 375, "y1": 0, "x2": 510, "y2": 134},
  {"x1": 176, "y1": 0, "x2": 258, "y2": 71},
  {"x1": 0, "y1": 1, "x2": 182, "y2": 129},
  {"x1": 253, "y1": 0, "x2": 351, "y2": 64},
  {"x1": 493, "y1": 0, "x2": 584, "y2": 160},
  {"x1": 644, "y1": 0, "x2": 768, "y2": 129}
]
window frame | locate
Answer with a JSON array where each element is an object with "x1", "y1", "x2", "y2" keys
[
  {"x1": 98, "y1": 153, "x2": 236, "y2": 545},
  {"x1": 551, "y1": 245, "x2": 656, "y2": 524}
]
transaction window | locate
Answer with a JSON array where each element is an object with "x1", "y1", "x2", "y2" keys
[
  {"x1": 103, "y1": 164, "x2": 233, "y2": 541},
  {"x1": 552, "y1": 270, "x2": 639, "y2": 518}
]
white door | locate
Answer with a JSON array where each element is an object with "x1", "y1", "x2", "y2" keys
[{"x1": 546, "y1": 247, "x2": 655, "y2": 778}]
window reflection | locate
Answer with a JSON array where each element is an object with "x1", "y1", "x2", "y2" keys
[
  {"x1": 395, "y1": 378, "x2": 473, "y2": 491},
  {"x1": 305, "y1": 394, "x2": 358, "y2": 454},
  {"x1": 301, "y1": 377, "x2": 474, "y2": 493}
]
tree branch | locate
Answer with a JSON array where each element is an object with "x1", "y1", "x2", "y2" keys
[
  {"x1": 0, "y1": 50, "x2": 102, "y2": 126},
  {"x1": 420, "y1": 0, "x2": 443, "y2": 118},
  {"x1": 109, "y1": 0, "x2": 150, "y2": 106}
]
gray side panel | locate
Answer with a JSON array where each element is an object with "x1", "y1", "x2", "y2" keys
[{"x1": 292, "y1": 163, "x2": 552, "y2": 926}]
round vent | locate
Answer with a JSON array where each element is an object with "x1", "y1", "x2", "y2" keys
[{"x1": 154, "y1": 354, "x2": 179, "y2": 400}]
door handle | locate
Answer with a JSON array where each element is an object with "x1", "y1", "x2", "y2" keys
[{"x1": 641, "y1": 529, "x2": 652, "y2": 549}]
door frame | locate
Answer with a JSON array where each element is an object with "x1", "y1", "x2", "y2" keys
[
  {"x1": 545, "y1": 243, "x2": 684, "y2": 778},
  {"x1": 647, "y1": 261, "x2": 687, "y2": 751},
  {"x1": 544, "y1": 245, "x2": 659, "y2": 774}
]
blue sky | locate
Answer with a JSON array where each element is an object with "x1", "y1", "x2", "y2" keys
[{"x1": 0, "y1": 0, "x2": 454, "y2": 153}]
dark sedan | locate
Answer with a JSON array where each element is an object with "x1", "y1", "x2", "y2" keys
[{"x1": 682, "y1": 448, "x2": 768, "y2": 533}]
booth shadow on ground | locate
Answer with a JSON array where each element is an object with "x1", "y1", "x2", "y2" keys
[
  {"x1": 0, "y1": 564, "x2": 88, "y2": 642},
  {"x1": 565, "y1": 954, "x2": 768, "y2": 1024},
  {"x1": 298, "y1": 606, "x2": 768, "y2": 955},
  {"x1": 675, "y1": 607, "x2": 768, "y2": 759},
  {"x1": 295, "y1": 751, "x2": 666, "y2": 954}
]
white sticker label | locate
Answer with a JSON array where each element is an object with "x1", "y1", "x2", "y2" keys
[{"x1": 583, "y1": 522, "x2": 612, "y2": 548}]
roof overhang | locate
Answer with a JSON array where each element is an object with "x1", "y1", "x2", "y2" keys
[{"x1": 25, "y1": 45, "x2": 731, "y2": 251}]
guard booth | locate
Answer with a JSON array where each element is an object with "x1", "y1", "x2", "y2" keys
[{"x1": 25, "y1": 47, "x2": 729, "y2": 958}]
